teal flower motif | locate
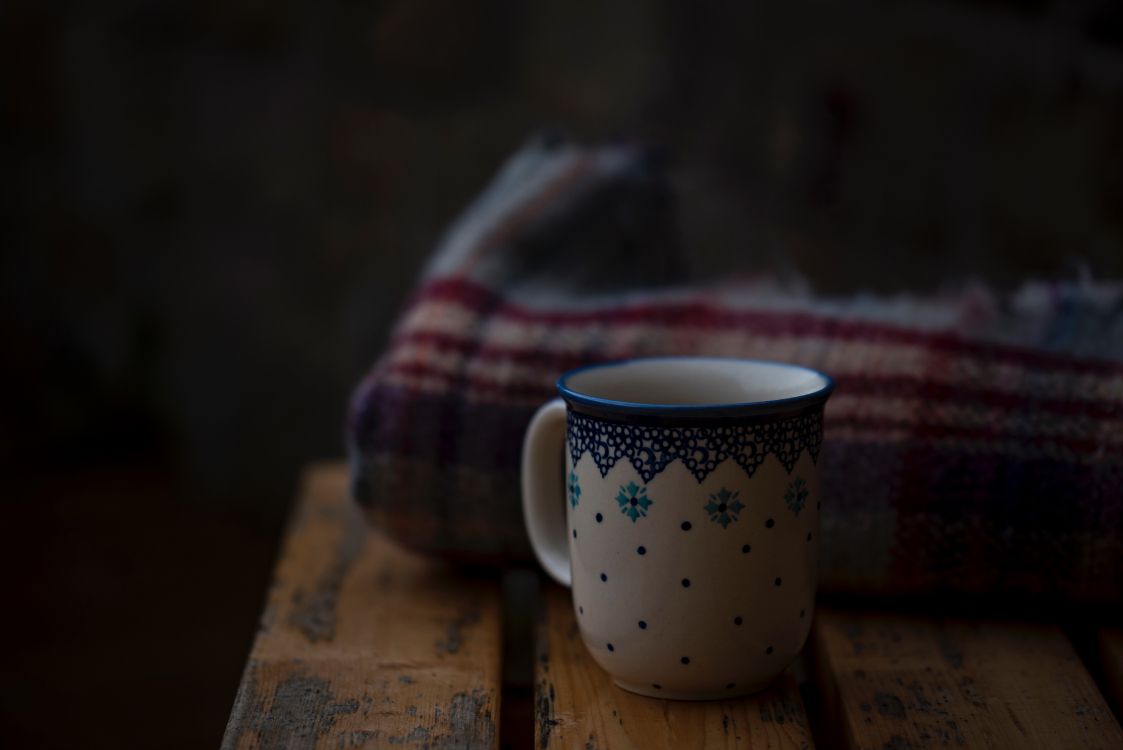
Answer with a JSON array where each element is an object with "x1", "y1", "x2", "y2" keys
[
  {"x1": 704, "y1": 487, "x2": 745, "y2": 528},
  {"x1": 616, "y1": 481, "x2": 653, "y2": 522},
  {"x1": 785, "y1": 477, "x2": 809, "y2": 516},
  {"x1": 568, "y1": 470, "x2": 581, "y2": 508}
]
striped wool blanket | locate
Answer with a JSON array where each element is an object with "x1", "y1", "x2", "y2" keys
[{"x1": 348, "y1": 136, "x2": 1123, "y2": 603}]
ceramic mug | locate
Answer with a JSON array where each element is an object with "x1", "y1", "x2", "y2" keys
[{"x1": 521, "y1": 357, "x2": 834, "y2": 700}]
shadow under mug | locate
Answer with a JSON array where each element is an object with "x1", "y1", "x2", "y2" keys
[{"x1": 522, "y1": 357, "x2": 834, "y2": 700}]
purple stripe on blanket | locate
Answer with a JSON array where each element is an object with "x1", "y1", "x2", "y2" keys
[
  {"x1": 352, "y1": 432, "x2": 1121, "y2": 601},
  {"x1": 351, "y1": 384, "x2": 535, "y2": 470}
]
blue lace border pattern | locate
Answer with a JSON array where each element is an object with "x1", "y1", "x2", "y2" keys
[{"x1": 566, "y1": 409, "x2": 824, "y2": 484}]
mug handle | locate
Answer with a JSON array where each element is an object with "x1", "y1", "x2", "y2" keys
[{"x1": 521, "y1": 398, "x2": 571, "y2": 586}]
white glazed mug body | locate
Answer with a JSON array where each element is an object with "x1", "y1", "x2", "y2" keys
[{"x1": 522, "y1": 357, "x2": 832, "y2": 699}]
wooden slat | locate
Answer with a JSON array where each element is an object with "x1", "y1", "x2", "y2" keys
[
  {"x1": 812, "y1": 610, "x2": 1123, "y2": 750},
  {"x1": 222, "y1": 463, "x2": 502, "y2": 750},
  {"x1": 535, "y1": 585, "x2": 815, "y2": 749},
  {"x1": 1100, "y1": 628, "x2": 1123, "y2": 719}
]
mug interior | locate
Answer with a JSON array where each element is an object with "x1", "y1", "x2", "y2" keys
[{"x1": 559, "y1": 357, "x2": 832, "y2": 413}]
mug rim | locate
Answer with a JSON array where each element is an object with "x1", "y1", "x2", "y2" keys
[{"x1": 557, "y1": 356, "x2": 834, "y2": 420}]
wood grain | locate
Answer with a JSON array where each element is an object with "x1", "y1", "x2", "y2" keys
[
  {"x1": 535, "y1": 585, "x2": 814, "y2": 750},
  {"x1": 221, "y1": 462, "x2": 502, "y2": 750},
  {"x1": 812, "y1": 610, "x2": 1123, "y2": 750},
  {"x1": 1100, "y1": 629, "x2": 1123, "y2": 720}
]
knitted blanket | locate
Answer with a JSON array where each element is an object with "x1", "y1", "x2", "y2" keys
[{"x1": 348, "y1": 136, "x2": 1123, "y2": 603}]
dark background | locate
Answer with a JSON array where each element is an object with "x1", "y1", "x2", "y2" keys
[{"x1": 2, "y1": 1, "x2": 1122, "y2": 746}]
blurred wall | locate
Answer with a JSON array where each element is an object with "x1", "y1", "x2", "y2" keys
[
  {"x1": 1, "y1": 0, "x2": 1121, "y2": 747},
  {"x1": 4, "y1": 0, "x2": 1123, "y2": 505}
]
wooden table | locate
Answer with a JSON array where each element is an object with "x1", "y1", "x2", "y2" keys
[{"x1": 222, "y1": 463, "x2": 1123, "y2": 749}]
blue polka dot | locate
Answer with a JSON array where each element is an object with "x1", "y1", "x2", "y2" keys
[
  {"x1": 765, "y1": 518, "x2": 775, "y2": 529},
  {"x1": 607, "y1": 643, "x2": 614, "y2": 652},
  {"x1": 596, "y1": 512, "x2": 603, "y2": 523},
  {"x1": 680, "y1": 656, "x2": 690, "y2": 665},
  {"x1": 734, "y1": 616, "x2": 742, "y2": 625},
  {"x1": 742, "y1": 544, "x2": 751, "y2": 554},
  {"x1": 601, "y1": 573, "x2": 607, "y2": 582},
  {"x1": 765, "y1": 646, "x2": 774, "y2": 655},
  {"x1": 681, "y1": 578, "x2": 691, "y2": 588},
  {"x1": 637, "y1": 545, "x2": 646, "y2": 555},
  {"x1": 638, "y1": 620, "x2": 647, "y2": 629},
  {"x1": 681, "y1": 521, "x2": 692, "y2": 531}
]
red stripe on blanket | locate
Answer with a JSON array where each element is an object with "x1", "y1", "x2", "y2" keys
[
  {"x1": 382, "y1": 329, "x2": 1123, "y2": 422},
  {"x1": 373, "y1": 362, "x2": 1120, "y2": 457},
  {"x1": 827, "y1": 416, "x2": 1108, "y2": 457},
  {"x1": 408, "y1": 277, "x2": 1123, "y2": 376}
]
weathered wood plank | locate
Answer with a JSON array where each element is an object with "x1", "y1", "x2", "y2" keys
[
  {"x1": 535, "y1": 585, "x2": 814, "y2": 750},
  {"x1": 812, "y1": 610, "x2": 1123, "y2": 750},
  {"x1": 1100, "y1": 628, "x2": 1123, "y2": 720},
  {"x1": 222, "y1": 462, "x2": 502, "y2": 750}
]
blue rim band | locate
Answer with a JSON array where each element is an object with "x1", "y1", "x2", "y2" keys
[{"x1": 556, "y1": 357, "x2": 835, "y2": 422}]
